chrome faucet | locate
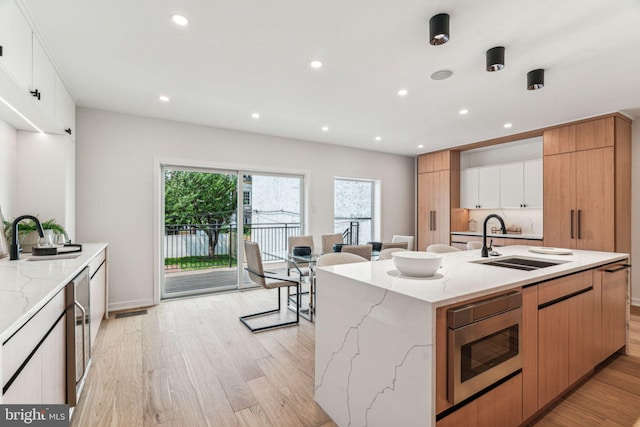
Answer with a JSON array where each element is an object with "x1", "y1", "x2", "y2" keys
[
  {"x1": 481, "y1": 214, "x2": 507, "y2": 257},
  {"x1": 10, "y1": 215, "x2": 44, "y2": 260}
]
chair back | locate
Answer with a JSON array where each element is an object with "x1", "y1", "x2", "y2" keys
[
  {"x1": 392, "y1": 235, "x2": 415, "y2": 251},
  {"x1": 321, "y1": 233, "x2": 343, "y2": 253},
  {"x1": 317, "y1": 252, "x2": 368, "y2": 267},
  {"x1": 288, "y1": 235, "x2": 314, "y2": 253},
  {"x1": 426, "y1": 244, "x2": 461, "y2": 253},
  {"x1": 378, "y1": 248, "x2": 407, "y2": 260},
  {"x1": 244, "y1": 241, "x2": 267, "y2": 288},
  {"x1": 341, "y1": 244, "x2": 373, "y2": 260},
  {"x1": 381, "y1": 241, "x2": 408, "y2": 250},
  {"x1": 466, "y1": 241, "x2": 483, "y2": 250}
]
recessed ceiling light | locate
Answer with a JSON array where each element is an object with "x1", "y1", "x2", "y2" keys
[
  {"x1": 251, "y1": 113, "x2": 260, "y2": 119},
  {"x1": 431, "y1": 69, "x2": 453, "y2": 80},
  {"x1": 310, "y1": 60, "x2": 323, "y2": 69},
  {"x1": 459, "y1": 109, "x2": 468, "y2": 115},
  {"x1": 418, "y1": 144, "x2": 424, "y2": 149},
  {"x1": 504, "y1": 123, "x2": 513, "y2": 128},
  {"x1": 171, "y1": 14, "x2": 189, "y2": 26},
  {"x1": 159, "y1": 95, "x2": 170, "y2": 103},
  {"x1": 398, "y1": 89, "x2": 408, "y2": 96},
  {"x1": 321, "y1": 126, "x2": 329, "y2": 132},
  {"x1": 375, "y1": 136, "x2": 382, "y2": 141}
]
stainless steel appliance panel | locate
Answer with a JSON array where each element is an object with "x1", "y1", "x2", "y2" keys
[{"x1": 66, "y1": 266, "x2": 91, "y2": 406}]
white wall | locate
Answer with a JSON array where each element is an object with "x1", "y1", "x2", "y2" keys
[
  {"x1": 632, "y1": 120, "x2": 640, "y2": 306},
  {"x1": 460, "y1": 137, "x2": 542, "y2": 169},
  {"x1": 16, "y1": 132, "x2": 76, "y2": 240},
  {"x1": 75, "y1": 108, "x2": 416, "y2": 311},
  {"x1": 0, "y1": 118, "x2": 18, "y2": 218}
]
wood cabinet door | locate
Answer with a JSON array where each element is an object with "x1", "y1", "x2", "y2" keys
[
  {"x1": 538, "y1": 301, "x2": 569, "y2": 408},
  {"x1": 432, "y1": 170, "x2": 450, "y2": 245},
  {"x1": 575, "y1": 117, "x2": 614, "y2": 151},
  {"x1": 417, "y1": 172, "x2": 432, "y2": 252},
  {"x1": 575, "y1": 147, "x2": 615, "y2": 252},
  {"x1": 543, "y1": 125, "x2": 576, "y2": 156},
  {"x1": 601, "y1": 265, "x2": 628, "y2": 359},
  {"x1": 568, "y1": 289, "x2": 596, "y2": 385},
  {"x1": 418, "y1": 151, "x2": 450, "y2": 174},
  {"x1": 543, "y1": 152, "x2": 576, "y2": 248}
]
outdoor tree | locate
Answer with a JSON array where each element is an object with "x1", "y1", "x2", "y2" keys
[{"x1": 164, "y1": 170, "x2": 237, "y2": 259}]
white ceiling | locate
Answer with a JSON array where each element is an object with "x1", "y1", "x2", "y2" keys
[{"x1": 21, "y1": 0, "x2": 640, "y2": 156}]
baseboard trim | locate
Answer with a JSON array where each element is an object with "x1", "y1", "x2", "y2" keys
[
  {"x1": 109, "y1": 299, "x2": 156, "y2": 313},
  {"x1": 631, "y1": 298, "x2": 640, "y2": 307}
]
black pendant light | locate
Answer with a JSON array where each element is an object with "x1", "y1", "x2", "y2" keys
[
  {"x1": 429, "y1": 13, "x2": 450, "y2": 45},
  {"x1": 486, "y1": 47, "x2": 505, "y2": 71},
  {"x1": 527, "y1": 69, "x2": 545, "y2": 90}
]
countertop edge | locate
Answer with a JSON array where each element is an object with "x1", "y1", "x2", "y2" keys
[{"x1": 0, "y1": 242, "x2": 108, "y2": 343}]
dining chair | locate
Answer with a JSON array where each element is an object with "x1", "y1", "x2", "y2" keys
[
  {"x1": 426, "y1": 244, "x2": 461, "y2": 253},
  {"x1": 240, "y1": 241, "x2": 301, "y2": 333},
  {"x1": 316, "y1": 252, "x2": 368, "y2": 267},
  {"x1": 377, "y1": 248, "x2": 407, "y2": 260},
  {"x1": 321, "y1": 233, "x2": 344, "y2": 253},
  {"x1": 466, "y1": 241, "x2": 483, "y2": 250},
  {"x1": 341, "y1": 244, "x2": 373, "y2": 260},
  {"x1": 391, "y1": 235, "x2": 415, "y2": 251},
  {"x1": 287, "y1": 235, "x2": 314, "y2": 277},
  {"x1": 381, "y1": 241, "x2": 409, "y2": 250}
]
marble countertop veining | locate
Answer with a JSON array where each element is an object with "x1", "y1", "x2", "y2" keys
[
  {"x1": 0, "y1": 242, "x2": 107, "y2": 342},
  {"x1": 318, "y1": 245, "x2": 627, "y2": 309},
  {"x1": 450, "y1": 231, "x2": 544, "y2": 240}
]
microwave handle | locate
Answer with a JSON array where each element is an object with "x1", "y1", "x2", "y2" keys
[{"x1": 74, "y1": 300, "x2": 87, "y2": 380}]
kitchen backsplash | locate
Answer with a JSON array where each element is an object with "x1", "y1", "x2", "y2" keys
[{"x1": 467, "y1": 208, "x2": 543, "y2": 235}]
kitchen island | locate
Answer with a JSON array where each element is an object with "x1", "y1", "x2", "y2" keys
[{"x1": 314, "y1": 245, "x2": 629, "y2": 427}]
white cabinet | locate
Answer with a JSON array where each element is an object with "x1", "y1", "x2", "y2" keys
[
  {"x1": 499, "y1": 160, "x2": 543, "y2": 208},
  {"x1": 0, "y1": 0, "x2": 32, "y2": 91},
  {"x1": 460, "y1": 166, "x2": 500, "y2": 209},
  {"x1": 2, "y1": 289, "x2": 67, "y2": 404},
  {"x1": 31, "y1": 35, "x2": 57, "y2": 119},
  {"x1": 55, "y1": 73, "x2": 76, "y2": 141},
  {"x1": 89, "y1": 249, "x2": 107, "y2": 347}
]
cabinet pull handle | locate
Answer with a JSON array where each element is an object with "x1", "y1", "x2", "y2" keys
[
  {"x1": 604, "y1": 264, "x2": 632, "y2": 273},
  {"x1": 74, "y1": 301, "x2": 87, "y2": 380},
  {"x1": 433, "y1": 211, "x2": 437, "y2": 231},
  {"x1": 570, "y1": 210, "x2": 575, "y2": 239},
  {"x1": 30, "y1": 89, "x2": 41, "y2": 100},
  {"x1": 65, "y1": 128, "x2": 72, "y2": 135},
  {"x1": 428, "y1": 211, "x2": 432, "y2": 231},
  {"x1": 577, "y1": 210, "x2": 582, "y2": 239},
  {"x1": 0, "y1": 46, "x2": 3, "y2": 56}
]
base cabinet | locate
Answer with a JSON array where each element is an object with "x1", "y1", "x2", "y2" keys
[
  {"x1": 436, "y1": 374, "x2": 523, "y2": 427},
  {"x1": 600, "y1": 264, "x2": 629, "y2": 361},
  {"x1": 89, "y1": 249, "x2": 107, "y2": 347}
]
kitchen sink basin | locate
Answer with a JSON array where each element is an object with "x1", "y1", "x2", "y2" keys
[{"x1": 472, "y1": 256, "x2": 567, "y2": 271}]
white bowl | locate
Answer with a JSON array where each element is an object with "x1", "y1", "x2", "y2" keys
[{"x1": 391, "y1": 251, "x2": 442, "y2": 277}]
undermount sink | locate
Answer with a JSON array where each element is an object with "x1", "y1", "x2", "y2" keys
[{"x1": 472, "y1": 256, "x2": 567, "y2": 271}]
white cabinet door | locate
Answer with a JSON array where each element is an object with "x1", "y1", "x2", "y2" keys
[
  {"x1": 55, "y1": 73, "x2": 76, "y2": 140},
  {"x1": 0, "y1": 0, "x2": 32, "y2": 91},
  {"x1": 477, "y1": 166, "x2": 500, "y2": 208},
  {"x1": 523, "y1": 159, "x2": 543, "y2": 208},
  {"x1": 31, "y1": 34, "x2": 56, "y2": 118},
  {"x1": 460, "y1": 168, "x2": 478, "y2": 209},
  {"x1": 500, "y1": 163, "x2": 524, "y2": 208}
]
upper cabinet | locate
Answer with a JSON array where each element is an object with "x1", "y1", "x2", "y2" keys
[
  {"x1": 543, "y1": 118, "x2": 615, "y2": 155},
  {"x1": 460, "y1": 166, "x2": 500, "y2": 209},
  {"x1": 0, "y1": 0, "x2": 75, "y2": 139},
  {"x1": 0, "y1": 0, "x2": 32, "y2": 91}
]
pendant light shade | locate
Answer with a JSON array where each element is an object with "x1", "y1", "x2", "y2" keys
[
  {"x1": 486, "y1": 47, "x2": 505, "y2": 71},
  {"x1": 429, "y1": 13, "x2": 450, "y2": 45},
  {"x1": 527, "y1": 69, "x2": 545, "y2": 90}
]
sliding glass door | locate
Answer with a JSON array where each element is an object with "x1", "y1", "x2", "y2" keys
[{"x1": 161, "y1": 165, "x2": 304, "y2": 298}]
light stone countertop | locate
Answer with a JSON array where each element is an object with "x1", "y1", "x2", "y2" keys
[
  {"x1": 0, "y1": 242, "x2": 107, "y2": 342},
  {"x1": 318, "y1": 245, "x2": 627, "y2": 309},
  {"x1": 451, "y1": 231, "x2": 544, "y2": 240}
]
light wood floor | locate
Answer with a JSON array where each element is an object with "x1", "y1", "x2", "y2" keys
[{"x1": 71, "y1": 290, "x2": 640, "y2": 427}]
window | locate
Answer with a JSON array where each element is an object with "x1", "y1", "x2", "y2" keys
[{"x1": 334, "y1": 178, "x2": 378, "y2": 244}]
